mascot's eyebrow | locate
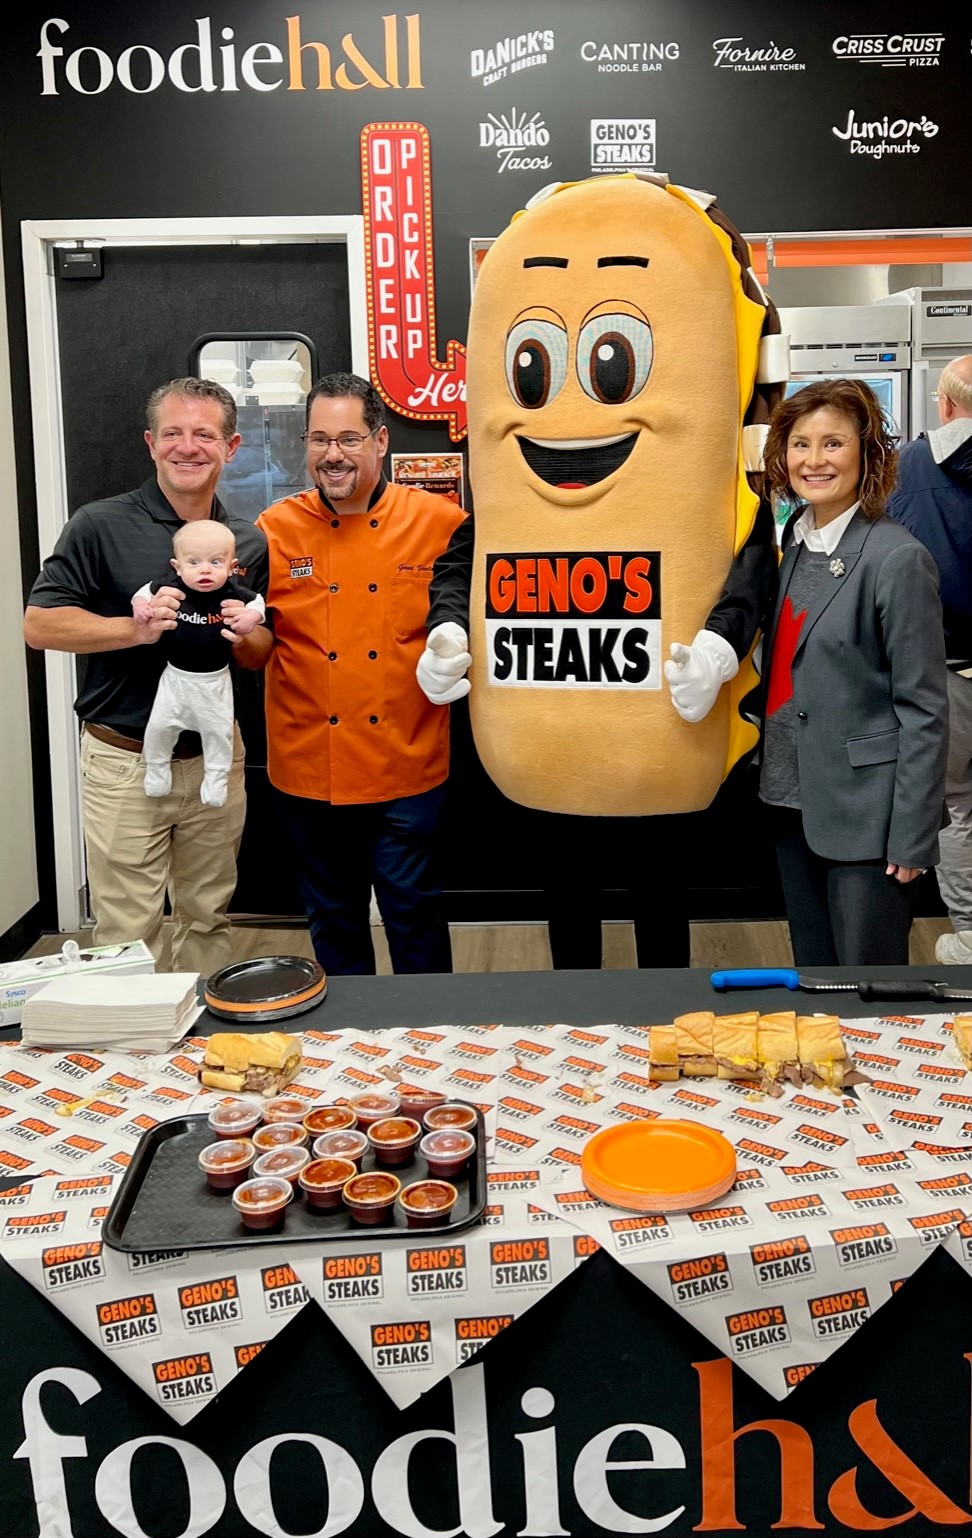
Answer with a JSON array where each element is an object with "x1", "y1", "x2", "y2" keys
[
  {"x1": 523, "y1": 256, "x2": 569, "y2": 268},
  {"x1": 597, "y1": 255, "x2": 650, "y2": 268}
]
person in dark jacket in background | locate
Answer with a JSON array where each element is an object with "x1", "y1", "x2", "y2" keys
[{"x1": 887, "y1": 355, "x2": 972, "y2": 964}]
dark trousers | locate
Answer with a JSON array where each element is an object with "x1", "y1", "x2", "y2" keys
[
  {"x1": 537, "y1": 812, "x2": 691, "y2": 970},
  {"x1": 276, "y1": 786, "x2": 452, "y2": 976},
  {"x1": 771, "y1": 806, "x2": 915, "y2": 968}
]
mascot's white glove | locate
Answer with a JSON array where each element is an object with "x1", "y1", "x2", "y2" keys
[
  {"x1": 664, "y1": 629, "x2": 739, "y2": 724},
  {"x1": 416, "y1": 622, "x2": 472, "y2": 705}
]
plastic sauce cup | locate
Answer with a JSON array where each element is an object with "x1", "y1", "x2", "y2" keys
[
  {"x1": 252, "y1": 1146, "x2": 311, "y2": 1185},
  {"x1": 348, "y1": 1092, "x2": 401, "y2": 1129},
  {"x1": 419, "y1": 1128, "x2": 475, "y2": 1180},
  {"x1": 251, "y1": 1121, "x2": 308, "y2": 1152},
  {"x1": 367, "y1": 1116, "x2": 422, "y2": 1167},
  {"x1": 399, "y1": 1180, "x2": 458, "y2": 1228},
  {"x1": 299, "y1": 1157, "x2": 358, "y2": 1210},
  {"x1": 198, "y1": 1138, "x2": 255, "y2": 1190},
  {"x1": 423, "y1": 1103, "x2": 478, "y2": 1133},
  {"x1": 303, "y1": 1104, "x2": 357, "y2": 1138},
  {"x1": 397, "y1": 1086, "x2": 447, "y2": 1120},
  {"x1": 342, "y1": 1171, "x2": 401, "y2": 1224},
  {"x1": 232, "y1": 1176, "x2": 293, "y2": 1230},
  {"x1": 262, "y1": 1096, "x2": 308, "y2": 1125},
  {"x1": 207, "y1": 1100, "x2": 262, "y2": 1139},
  {"x1": 313, "y1": 1129, "x2": 369, "y2": 1168}
]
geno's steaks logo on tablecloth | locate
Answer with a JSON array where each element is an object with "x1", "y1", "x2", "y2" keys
[{"x1": 485, "y1": 551, "x2": 661, "y2": 688}]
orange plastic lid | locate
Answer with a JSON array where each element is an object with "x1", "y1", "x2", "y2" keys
[{"x1": 581, "y1": 1119, "x2": 737, "y2": 1213}]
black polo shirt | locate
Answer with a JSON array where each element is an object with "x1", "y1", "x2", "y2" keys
[{"x1": 27, "y1": 478, "x2": 268, "y2": 737}]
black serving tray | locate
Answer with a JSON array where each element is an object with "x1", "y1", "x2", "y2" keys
[{"x1": 102, "y1": 1111, "x2": 487, "y2": 1253}]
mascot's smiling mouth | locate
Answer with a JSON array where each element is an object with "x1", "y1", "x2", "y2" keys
[{"x1": 518, "y1": 432, "x2": 638, "y2": 489}]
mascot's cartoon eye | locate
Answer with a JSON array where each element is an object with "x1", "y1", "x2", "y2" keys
[
  {"x1": 577, "y1": 313, "x2": 653, "y2": 404},
  {"x1": 505, "y1": 319, "x2": 568, "y2": 409}
]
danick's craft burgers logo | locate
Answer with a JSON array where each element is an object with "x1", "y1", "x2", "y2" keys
[
  {"x1": 486, "y1": 552, "x2": 660, "y2": 688},
  {"x1": 371, "y1": 1320, "x2": 432, "y2": 1370},
  {"x1": 406, "y1": 1244, "x2": 467, "y2": 1296},
  {"x1": 809, "y1": 1289, "x2": 870, "y2": 1339},
  {"x1": 725, "y1": 1306, "x2": 791, "y2": 1355},
  {"x1": 98, "y1": 1293, "x2": 161, "y2": 1348},
  {"x1": 712, "y1": 37, "x2": 804, "y2": 71},
  {"x1": 38, "y1": 15, "x2": 423, "y2": 96},
  {"x1": 261, "y1": 1263, "x2": 311, "y2": 1314},
  {"x1": 478, "y1": 110, "x2": 552, "y2": 174},
  {"x1": 831, "y1": 1223, "x2": 898, "y2": 1267},
  {"x1": 668, "y1": 1253, "x2": 733, "y2": 1304},
  {"x1": 455, "y1": 1315, "x2": 513, "y2": 1363},
  {"x1": 471, "y1": 30, "x2": 554, "y2": 87},
  {"x1": 832, "y1": 32, "x2": 944, "y2": 66},
  {"x1": 833, "y1": 110, "x2": 939, "y2": 156},
  {"x1": 750, "y1": 1236, "x2": 815, "y2": 1285},
  {"x1": 590, "y1": 120, "x2": 656, "y2": 174},
  {"x1": 41, "y1": 1240, "x2": 105, "y2": 1290},
  {"x1": 178, "y1": 1277, "x2": 243, "y2": 1330},
  {"x1": 490, "y1": 1237, "x2": 553, "y2": 1287},
  {"x1": 322, "y1": 1253, "x2": 383, "y2": 1304},
  {"x1": 609, "y1": 1215, "x2": 672, "y2": 1252},
  {"x1": 153, "y1": 1353, "x2": 216, "y2": 1407},
  {"x1": 581, "y1": 39, "x2": 678, "y2": 73}
]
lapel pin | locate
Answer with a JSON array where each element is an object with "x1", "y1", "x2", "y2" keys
[{"x1": 829, "y1": 558, "x2": 845, "y2": 578}]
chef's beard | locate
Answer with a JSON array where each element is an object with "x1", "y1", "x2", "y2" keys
[{"x1": 314, "y1": 461, "x2": 357, "y2": 501}]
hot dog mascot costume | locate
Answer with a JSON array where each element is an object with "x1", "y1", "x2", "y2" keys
[{"x1": 419, "y1": 171, "x2": 788, "y2": 816}]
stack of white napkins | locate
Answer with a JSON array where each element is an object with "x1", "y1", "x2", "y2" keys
[{"x1": 21, "y1": 972, "x2": 202, "y2": 1052}]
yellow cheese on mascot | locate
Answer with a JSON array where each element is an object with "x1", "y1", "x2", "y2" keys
[{"x1": 465, "y1": 172, "x2": 779, "y2": 816}]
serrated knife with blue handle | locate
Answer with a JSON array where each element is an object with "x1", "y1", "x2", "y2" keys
[{"x1": 710, "y1": 968, "x2": 972, "y2": 1004}]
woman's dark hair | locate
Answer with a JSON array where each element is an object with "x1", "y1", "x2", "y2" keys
[{"x1": 763, "y1": 377, "x2": 898, "y2": 520}]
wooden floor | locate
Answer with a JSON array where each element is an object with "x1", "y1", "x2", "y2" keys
[{"x1": 23, "y1": 916, "x2": 952, "y2": 971}]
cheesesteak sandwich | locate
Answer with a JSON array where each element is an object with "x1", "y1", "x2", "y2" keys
[{"x1": 200, "y1": 1032, "x2": 302, "y2": 1095}]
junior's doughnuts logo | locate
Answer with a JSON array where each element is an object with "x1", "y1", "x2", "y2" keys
[
  {"x1": 485, "y1": 551, "x2": 661, "y2": 690},
  {"x1": 153, "y1": 1353, "x2": 216, "y2": 1407},
  {"x1": 3, "y1": 1209, "x2": 67, "y2": 1241},
  {"x1": 97, "y1": 1293, "x2": 161, "y2": 1348},
  {"x1": 371, "y1": 1320, "x2": 432, "y2": 1370},
  {"x1": 749, "y1": 1236, "x2": 815, "y2": 1285},
  {"x1": 261, "y1": 1263, "x2": 312, "y2": 1314},
  {"x1": 455, "y1": 1314, "x2": 514, "y2": 1364},
  {"x1": 490, "y1": 1237, "x2": 553, "y2": 1286},
  {"x1": 609, "y1": 1215, "x2": 673, "y2": 1252},
  {"x1": 406, "y1": 1244, "x2": 467, "y2": 1296},
  {"x1": 41, "y1": 1240, "x2": 105, "y2": 1290},
  {"x1": 322, "y1": 1253, "x2": 384, "y2": 1304},
  {"x1": 809, "y1": 1289, "x2": 871, "y2": 1339},
  {"x1": 668, "y1": 1253, "x2": 733, "y2": 1304},
  {"x1": 725, "y1": 1306, "x2": 791, "y2": 1356},
  {"x1": 178, "y1": 1276, "x2": 243, "y2": 1330},
  {"x1": 830, "y1": 1223, "x2": 898, "y2": 1267}
]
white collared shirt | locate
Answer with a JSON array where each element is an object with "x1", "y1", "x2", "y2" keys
[{"x1": 791, "y1": 501, "x2": 860, "y2": 556}]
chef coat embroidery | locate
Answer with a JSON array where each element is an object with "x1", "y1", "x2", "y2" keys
[{"x1": 289, "y1": 556, "x2": 314, "y2": 578}]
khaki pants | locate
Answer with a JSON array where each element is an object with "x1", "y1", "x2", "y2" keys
[{"x1": 80, "y1": 725, "x2": 246, "y2": 976}]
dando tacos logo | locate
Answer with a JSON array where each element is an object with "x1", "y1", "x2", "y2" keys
[
  {"x1": 406, "y1": 1244, "x2": 467, "y2": 1297},
  {"x1": 178, "y1": 1276, "x2": 243, "y2": 1330},
  {"x1": 668, "y1": 1253, "x2": 733, "y2": 1304},
  {"x1": 97, "y1": 1293, "x2": 161, "y2": 1348},
  {"x1": 485, "y1": 551, "x2": 661, "y2": 690},
  {"x1": 153, "y1": 1352, "x2": 217, "y2": 1408},
  {"x1": 830, "y1": 1223, "x2": 898, "y2": 1267},
  {"x1": 750, "y1": 1236, "x2": 815, "y2": 1286},
  {"x1": 322, "y1": 1253, "x2": 384, "y2": 1305},
  {"x1": 725, "y1": 1306, "x2": 791, "y2": 1356},
  {"x1": 455, "y1": 1315, "x2": 513, "y2": 1364}
]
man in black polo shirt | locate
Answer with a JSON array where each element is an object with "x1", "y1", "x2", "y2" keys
[{"x1": 24, "y1": 377, "x2": 270, "y2": 973}]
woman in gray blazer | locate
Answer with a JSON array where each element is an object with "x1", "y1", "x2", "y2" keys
[{"x1": 757, "y1": 379, "x2": 947, "y2": 965}]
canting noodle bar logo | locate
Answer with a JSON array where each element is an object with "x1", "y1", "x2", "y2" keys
[{"x1": 37, "y1": 15, "x2": 423, "y2": 95}]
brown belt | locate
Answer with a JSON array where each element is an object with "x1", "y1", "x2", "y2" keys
[{"x1": 83, "y1": 722, "x2": 202, "y2": 760}]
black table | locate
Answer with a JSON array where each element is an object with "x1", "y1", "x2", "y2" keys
[{"x1": 3, "y1": 966, "x2": 972, "y2": 1537}]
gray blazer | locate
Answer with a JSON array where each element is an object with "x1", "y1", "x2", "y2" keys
[{"x1": 766, "y1": 510, "x2": 948, "y2": 867}]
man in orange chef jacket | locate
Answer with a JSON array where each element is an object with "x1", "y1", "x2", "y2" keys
[{"x1": 254, "y1": 374, "x2": 466, "y2": 974}]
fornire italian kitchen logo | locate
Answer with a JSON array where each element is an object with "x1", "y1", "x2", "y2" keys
[
  {"x1": 478, "y1": 110, "x2": 552, "y2": 174},
  {"x1": 591, "y1": 120, "x2": 656, "y2": 175},
  {"x1": 833, "y1": 110, "x2": 940, "y2": 156},
  {"x1": 832, "y1": 33, "x2": 944, "y2": 67},
  {"x1": 485, "y1": 551, "x2": 661, "y2": 689},
  {"x1": 581, "y1": 39, "x2": 679, "y2": 74},
  {"x1": 471, "y1": 30, "x2": 554, "y2": 88},
  {"x1": 712, "y1": 37, "x2": 805, "y2": 72},
  {"x1": 37, "y1": 15, "x2": 423, "y2": 96}
]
